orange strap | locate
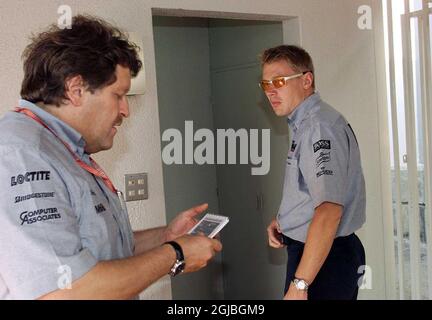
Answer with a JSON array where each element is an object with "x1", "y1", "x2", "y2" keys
[{"x1": 15, "y1": 107, "x2": 117, "y2": 194}]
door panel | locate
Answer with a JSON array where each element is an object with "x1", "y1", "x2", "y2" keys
[
  {"x1": 153, "y1": 16, "x2": 223, "y2": 300},
  {"x1": 210, "y1": 20, "x2": 289, "y2": 299}
]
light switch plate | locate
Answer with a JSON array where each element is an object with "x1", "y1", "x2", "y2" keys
[{"x1": 124, "y1": 173, "x2": 148, "y2": 201}]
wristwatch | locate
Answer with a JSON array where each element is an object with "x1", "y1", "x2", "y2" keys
[
  {"x1": 165, "y1": 241, "x2": 185, "y2": 277},
  {"x1": 292, "y1": 278, "x2": 309, "y2": 292}
]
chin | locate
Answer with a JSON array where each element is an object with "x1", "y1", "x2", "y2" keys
[
  {"x1": 98, "y1": 139, "x2": 114, "y2": 152},
  {"x1": 101, "y1": 143, "x2": 114, "y2": 151},
  {"x1": 274, "y1": 109, "x2": 288, "y2": 117}
]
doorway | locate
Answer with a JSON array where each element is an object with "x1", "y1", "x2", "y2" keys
[{"x1": 153, "y1": 14, "x2": 297, "y2": 299}]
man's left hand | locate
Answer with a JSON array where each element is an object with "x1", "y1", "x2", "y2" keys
[
  {"x1": 283, "y1": 282, "x2": 308, "y2": 300},
  {"x1": 164, "y1": 203, "x2": 208, "y2": 241}
]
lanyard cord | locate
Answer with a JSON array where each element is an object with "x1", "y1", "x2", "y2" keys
[{"x1": 14, "y1": 107, "x2": 118, "y2": 194}]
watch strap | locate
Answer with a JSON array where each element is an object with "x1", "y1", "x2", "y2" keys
[
  {"x1": 165, "y1": 241, "x2": 184, "y2": 261},
  {"x1": 165, "y1": 241, "x2": 185, "y2": 276}
]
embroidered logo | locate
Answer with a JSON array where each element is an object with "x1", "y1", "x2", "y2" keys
[
  {"x1": 20, "y1": 207, "x2": 61, "y2": 225},
  {"x1": 316, "y1": 151, "x2": 331, "y2": 167},
  {"x1": 15, "y1": 192, "x2": 55, "y2": 204},
  {"x1": 11, "y1": 171, "x2": 51, "y2": 187},
  {"x1": 95, "y1": 203, "x2": 107, "y2": 214},
  {"x1": 313, "y1": 140, "x2": 331, "y2": 153}
]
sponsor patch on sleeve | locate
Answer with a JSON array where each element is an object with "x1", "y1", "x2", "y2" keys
[
  {"x1": 315, "y1": 151, "x2": 331, "y2": 167},
  {"x1": 313, "y1": 140, "x2": 331, "y2": 153},
  {"x1": 316, "y1": 168, "x2": 334, "y2": 178}
]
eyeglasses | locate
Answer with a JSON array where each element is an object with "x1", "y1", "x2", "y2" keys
[{"x1": 259, "y1": 71, "x2": 310, "y2": 92}]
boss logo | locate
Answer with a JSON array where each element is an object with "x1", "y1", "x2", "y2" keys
[{"x1": 313, "y1": 140, "x2": 331, "y2": 153}]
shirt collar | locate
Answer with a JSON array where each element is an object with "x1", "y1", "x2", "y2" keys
[
  {"x1": 18, "y1": 99, "x2": 86, "y2": 158},
  {"x1": 287, "y1": 92, "x2": 321, "y2": 131}
]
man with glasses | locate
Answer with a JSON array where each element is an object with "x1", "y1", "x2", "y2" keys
[{"x1": 262, "y1": 45, "x2": 366, "y2": 300}]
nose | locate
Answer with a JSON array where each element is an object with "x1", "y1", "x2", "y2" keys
[
  {"x1": 120, "y1": 96, "x2": 130, "y2": 118},
  {"x1": 265, "y1": 87, "x2": 277, "y2": 97}
]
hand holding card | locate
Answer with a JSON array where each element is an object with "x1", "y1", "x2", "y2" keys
[{"x1": 188, "y1": 213, "x2": 229, "y2": 238}]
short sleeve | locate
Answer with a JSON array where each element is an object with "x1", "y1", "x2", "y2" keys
[
  {"x1": 0, "y1": 147, "x2": 97, "y2": 299},
  {"x1": 298, "y1": 123, "x2": 349, "y2": 209}
]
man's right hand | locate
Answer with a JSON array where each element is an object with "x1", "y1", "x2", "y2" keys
[
  {"x1": 175, "y1": 235, "x2": 222, "y2": 273},
  {"x1": 267, "y1": 218, "x2": 285, "y2": 248}
]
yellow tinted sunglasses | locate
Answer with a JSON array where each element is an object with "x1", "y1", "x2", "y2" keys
[{"x1": 259, "y1": 71, "x2": 310, "y2": 92}]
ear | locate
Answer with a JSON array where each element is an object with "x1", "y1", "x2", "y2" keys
[
  {"x1": 64, "y1": 75, "x2": 86, "y2": 106},
  {"x1": 303, "y1": 72, "x2": 314, "y2": 90}
]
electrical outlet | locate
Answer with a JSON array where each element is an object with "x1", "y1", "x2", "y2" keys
[{"x1": 124, "y1": 173, "x2": 148, "y2": 201}]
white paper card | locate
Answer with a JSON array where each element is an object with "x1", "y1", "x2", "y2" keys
[{"x1": 188, "y1": 213, "x2": 229, "y2": 238}]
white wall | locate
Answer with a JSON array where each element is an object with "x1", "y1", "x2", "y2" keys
[{"x1": 0, "y1": 0, "x2": 386, "y2": 299}]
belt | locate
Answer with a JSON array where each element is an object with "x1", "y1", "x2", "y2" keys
[{"x1": 282, "y1": 233, "x2": 355, "y2": 247}]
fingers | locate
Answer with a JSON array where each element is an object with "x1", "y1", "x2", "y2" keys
[
  {"x1": 193, "y1": 235, "x2": 222, "y2": 252},
  {"x1": 269, "y1": 236, "x2": 284, "y2": 248},
  {"x1": 184, "y1": 203, "x2": 208, "y2": 218},
  {"x1": 177, "y1": 234, "x2": 222, "y2": 273},
  {"x1": 267, "y1": 219, "x2": 284, "y2": 248},
  {"x1": 211, "y1": 238, "x2": 223, "y2": 252},
  {"x1": 269, "y1": 233, "x2": 284, "y2": 248}
]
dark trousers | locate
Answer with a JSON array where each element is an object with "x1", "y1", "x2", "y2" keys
[{"x1": 282, "y1": 233, "x2": 366, "y2": 300}]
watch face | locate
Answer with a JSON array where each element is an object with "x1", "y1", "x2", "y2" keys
[
  {"x1": 177, "y1": 261, "x2": 185, "y2": 273},
  {"x1": 172, "y1": 260, "x2": 185, "y2": 276},
  {"x1": 293, "y1": 279, "x2": 308, "y2": 290},
  {"x1": 297, "y1": 280, "x2": 306, "y2": 290}
]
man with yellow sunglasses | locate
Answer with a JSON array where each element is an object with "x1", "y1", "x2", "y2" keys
[{"x1": 262, "y1": 45, "x2": 366, "y2": 300}]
